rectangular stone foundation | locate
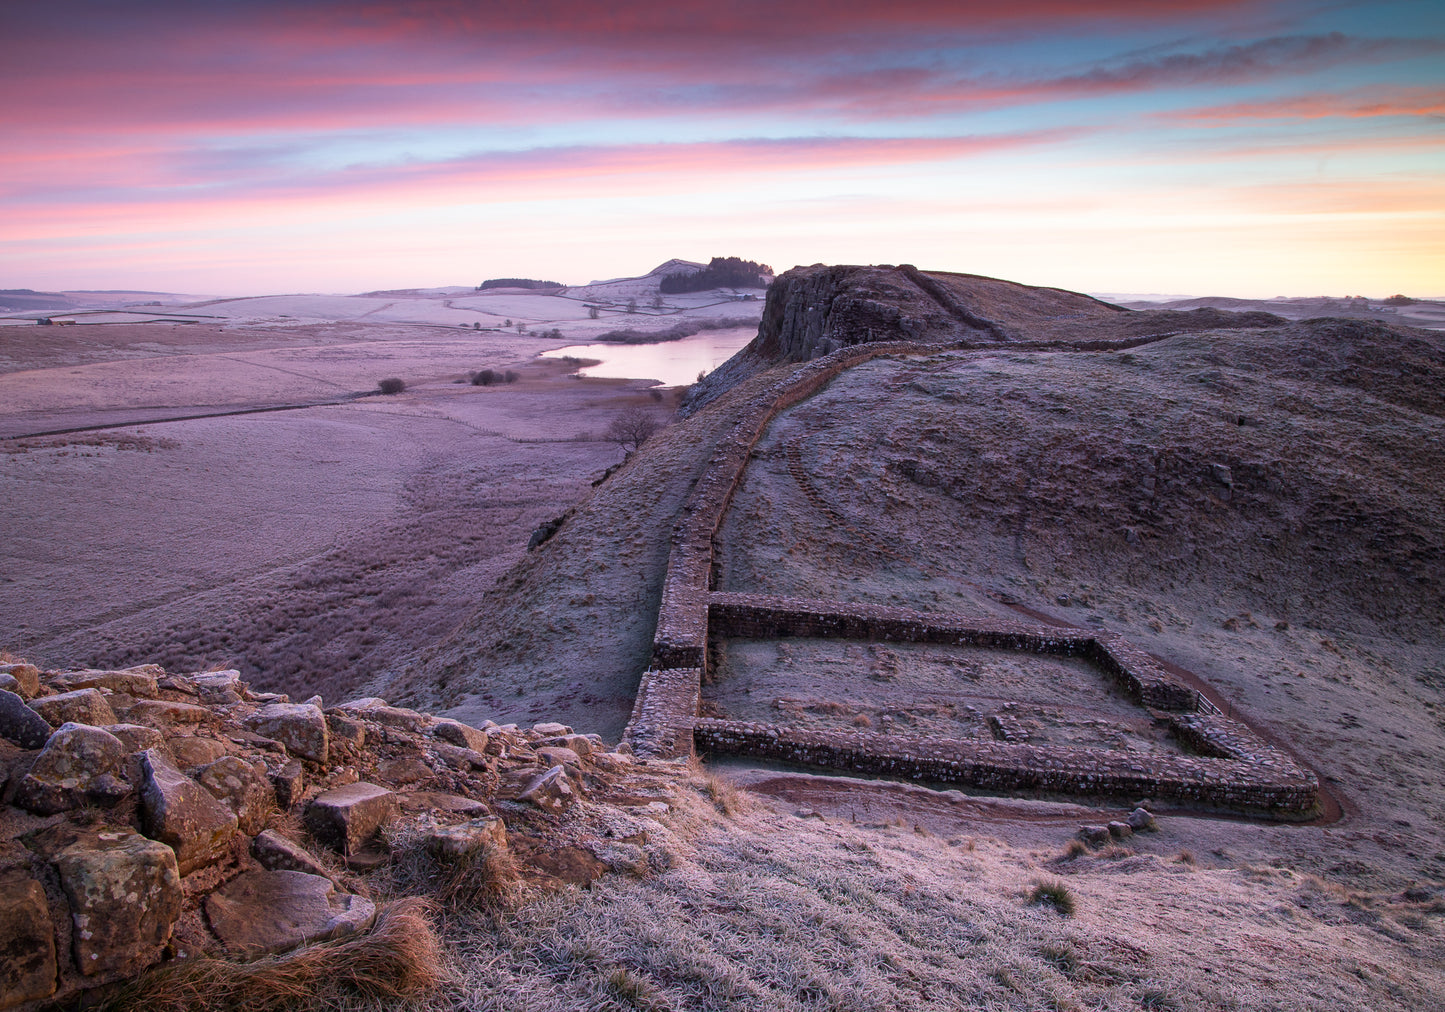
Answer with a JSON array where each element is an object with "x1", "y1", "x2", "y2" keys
[{"x1": 695, "y1": 718, "x2": 1319, "y2": 815}]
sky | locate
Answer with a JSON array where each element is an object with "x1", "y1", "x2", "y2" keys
[{"x1": 2, "y1": 0, "x2": 1442, "y2": 298}]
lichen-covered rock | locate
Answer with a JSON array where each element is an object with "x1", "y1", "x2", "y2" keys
[
  {"x1": 531, "y1": 721, "x2": 572, "y2": 737},
  {"x1": 49, "y1": 666, "x2": 160, "y2": 698},
  {"x1": 0, "y1": 688, "x2": 55, "y2": 749},
  {"x1": 430, "y1": 742, "x2": 493, "y2": 771},
  {"x1": 305, "y1": 782, "x2": 396, "y2": 855},
  {"x1": 196, "y1": 755, "x2": 273, "y2": 835},
  {"x1": 0, "y1": 872, "x2": 58, "y2": 1005},
  {"x1": 0, "y1": 663, "x2": 40, "y2": 698},
  {"x1": 357, "y1": 704, "x2": 432, "y2": 733},
  {"x1": 271, "y1": 759, "x2": 305, "y2": 808},
  {"x1": 434, "y1": 719, "x2": 489, "y2": 753},
  {"x1": 137, "y1": 749, "x2": 238, "y2": 874},
  {"x1": 1126, "y1": 807, "x2": 1157, "y2": 831},
  {"x1": 425, "y1": 815, "x2": 507, "y2": 862},
  {"x1": 54, "y1": 830, "x2": 181, "y2": 977},
  {"x1": 16, "y1": 723, "x2": 128, "y2": 814},
  {"x1": 251, "y1": 829, "x2": 333, "y2": 879},
  {"x1": 539, "y1": 733, "x2": 594, "y2": 756},
  {"x1": 188, "y1": 669, "x2": 244, "y2": 704},
  {"x1": 204, "y1": 869, "x2": 375, "y2": 959},
  {"x1": 519, "y1": 765, "x2": 578, "y2": 814},
  {"x1": 100, "y1": 722, "x2": 165, "y2": 753},
  {"x1": 325, "y1": 711, "x2": 366, "y2": 746},
  {"x1": 125, "y1": 699, "x2": 213, "y2": 728},
  {"x1": 245, "y1": 703, "x2": 328, "y2": 764},
  {"x1": 168, "y1": 736, "x2": 230, "y2": 769},
  {"x1": 537, "y1": 745, "x2": 584, "y2": 769},
  {"x1": 28, "y1": 688, "x2": 117, "y2": 729}
]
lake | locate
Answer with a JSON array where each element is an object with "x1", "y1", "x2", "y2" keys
[{"x1": 540, "y1": 326, "x2": 756, "y2": 386}]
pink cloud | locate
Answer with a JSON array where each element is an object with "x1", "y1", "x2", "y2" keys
[
  {"x1": 1, "y1": 130, "x2": 1080, "y2": 236},
  {"x1": 1169, "y1": 87, "x2": 1445, "y2": 124}
]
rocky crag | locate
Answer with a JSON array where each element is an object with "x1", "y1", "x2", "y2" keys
[{"x1": 0, "y1": 659, "x2": 683, "y2": 1009}]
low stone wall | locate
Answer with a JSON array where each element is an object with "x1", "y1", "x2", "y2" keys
[
  {"x1": 622, "y1": 668, "x2": 701, "y2": 760},
  {"x1": 695, "y1": 718, "x2": 1320, "y2": 815},
  {"x1": 707, "y1": 592, "x2": 1200, "y2": 712}
]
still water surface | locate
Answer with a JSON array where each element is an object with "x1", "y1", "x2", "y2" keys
[{"x1": 541, "y1": 327, "x2": 755, "y2": 386}]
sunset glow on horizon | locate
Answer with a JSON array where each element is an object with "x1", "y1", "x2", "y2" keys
[{"x1": 3, "y1": 0, "x2": 1442, "y2": 298}]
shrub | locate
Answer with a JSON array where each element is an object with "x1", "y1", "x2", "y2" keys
[
  {"x1": 472, "y1": 369, "x2": 496, "y2": 386},
  {"x1": 504, "y1": 370, "x2": 519, "y2": 383},
  {"x1": 1029, "y1": 879, "x2": 1076, "y2": 916},
  {"x1": 377, "y1": 378, "x2": 405, "y2": 395},
  {"x1": 605, "y1": 407, "x2": 661, "y2": 457}
]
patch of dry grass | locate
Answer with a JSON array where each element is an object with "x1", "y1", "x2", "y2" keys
[{"x1": 102, "y1": 898, "x2": 443, "y2": 1012}]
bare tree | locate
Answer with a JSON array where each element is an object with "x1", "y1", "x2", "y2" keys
[
  {"x1": 605, "y1": 407, "x2": 660, "y2": 457},
  {"x1": 650, "y1": 294, "x2": 664, "y2": 309}
]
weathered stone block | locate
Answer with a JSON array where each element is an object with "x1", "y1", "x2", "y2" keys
[
  {"x1": 187, "y1": 669, "x2": 245, "y2": 704},
  {"x1": 425, "y1": 816, "x2": 507, "y2": 862},
  {"x1": 100, "y1": 722, "x2": 165, "y2": 753},
  {"x1": 519, "y1": 765, "x2": 577, "y2": 814},
  {"x1": 0, "y1": 663, "x2": 40, "y2": 698},
  {"x1": 125, "y1": 699, "x2": 213, "y2": 728},
  {"x1": 137, "y1": 749, "x2": 238, "y2": 874},
  {"x1": 204, "y1": 870, "x2": 374, "y2": 959},
  {"x1": 0, "y1": 689, "x2": 55, "y2": 749},
  {"x1": 305, "y1": 782, "x2": 397, "y2": 855},
  {"x1": 245, "y1": 703, "x2": 329, "y2": 764},
  {"x1": 531, "y1": 721, "x2": 572, "y2": 737},
  {"x1": 16, "y1": 723, "x2": 128, "y2": 815},
  {"x1": 251, "y1": 830, "x2": 332, "y2": 879},
  {"x1": 0, "y1": 872, "x2": 57, "y2": 1006},
  {"x1": 28, "y1": 688, "x2": 117, "y2": 729},
  {"x1": 433, "y1": 718, "x2": 488, "y2": 753},
  {"x1": 197, "y1": 755, "x2": 273, "y2": 835},
  {"x1": 536, "y1": 745, "x2": 584, "y2": 768},
  {"x1": 430, "y1": 742, "x2": 493, "y2": 771},
  {"x1": 271, "y1": 759, "x2": 305, "y2": 809},
  {"x1": 49, "y1": 667, "x2": 160, "y2": 698},
  {"x1": 325, "y1": 711, "x2": 366, "y2": 746},
  {"x1": 54, "y1": 830, "x2": 181, "y2": 977},
  {"x1": 168, "y1": 736, "x2": 231, "y2": 769}
]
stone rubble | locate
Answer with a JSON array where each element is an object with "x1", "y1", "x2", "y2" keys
[{"x1": 0, "y1": 661, "x2": 688, "y2": 1011}]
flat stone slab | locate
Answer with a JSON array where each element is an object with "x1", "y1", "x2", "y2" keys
[{"x1": 205, "y1": 870, "x2": 375, "y2": 958}]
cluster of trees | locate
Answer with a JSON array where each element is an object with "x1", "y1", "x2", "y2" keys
[
  {"x1": 658, "y1": 257, "x2": 773, "y2": 294},
  {"x1": 471, "y1": 369, "x2": 519, "y2": 385},
  {"x1": 476, "y1": 278, "x2": 563, "y2": 290}
]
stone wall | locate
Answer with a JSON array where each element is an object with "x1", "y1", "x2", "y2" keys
[{"x1": 694, "y1": 718, "x2": 1320, "y2": 815}]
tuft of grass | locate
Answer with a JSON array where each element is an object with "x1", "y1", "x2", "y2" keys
[
  {"x1": 1030, "y1": 879, "x2": 1077, "y2": 917},
  {"x1": 1062, "y1": 839, "x2": 1089, "y2": 860},
  {"x1": 1139, "y1": 986, "x2": 1183, "y2": 1010},
  {"x1": 606, "y1": 966, "x2": 671, "y2": 1011},
  {"x1": 100, "y1": 898, "x2": 443, "y2": 1012}
]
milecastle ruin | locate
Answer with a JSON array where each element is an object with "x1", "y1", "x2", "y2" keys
[{"x1": 623, "y1": 265, "x2": 1321, "y2": 818}]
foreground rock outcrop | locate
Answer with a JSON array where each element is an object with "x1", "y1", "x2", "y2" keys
[{"x1": 0, "y1": 660, "x2": 684, "y2": 1010}]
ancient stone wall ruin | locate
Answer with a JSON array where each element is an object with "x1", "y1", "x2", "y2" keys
[{"x1": 624, "y1": 294, "x2": 1321, "y2": 817}]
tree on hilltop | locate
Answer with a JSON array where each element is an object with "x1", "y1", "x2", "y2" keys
[{"x1": 659, "y1": 257, "x2": 773, "y2": 294}]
